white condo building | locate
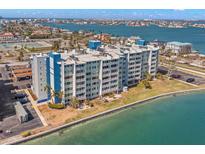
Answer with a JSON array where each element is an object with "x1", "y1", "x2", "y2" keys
[
  {"x1": 31, "y1": 44, "x2": 159, "y2": 104},
  {"x1": 31, "y1": 53, "x2": 49, "y2": 103}
]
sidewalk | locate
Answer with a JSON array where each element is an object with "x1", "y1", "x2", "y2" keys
[
  {"x1": 176, "y1": 66, "x2": 205, "y2": 78},
  {"x1": 25, "y1": 89, "x2": 48, "y2": 127}
]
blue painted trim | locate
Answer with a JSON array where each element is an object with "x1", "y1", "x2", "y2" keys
[
  {"x1": 37, "y1": 98, "x2": 49, "y2": 103},
  {"x1": 49, "y1": 52, "x2": 61, "y2": 104},
  {"x1": 88, "y1": 40, "x2": 101, "y2": 49}
]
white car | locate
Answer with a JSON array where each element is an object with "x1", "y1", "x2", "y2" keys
[{"x1": 5, "y1": 130, "x2": 12, "y2": 134}]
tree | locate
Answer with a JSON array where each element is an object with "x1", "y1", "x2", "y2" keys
[
  {"x1": 44, "y1": 85, "x2": 63, "y2": 104},
  {"x1": 70, "y1": 97, "x2": 80, "y2": 109},
  {"x1": 156, "y1": 73, "x2": 164, "y2": 80},
  {"x1": 14, "y1": 46, "x2": 17, "y2": 50},
  {"x1": 77, "y1": 43, "x2": 81, "y2": 52},
  {"x1": 167, "y1": 59, "x2": 176, "y2": 80},
  {"x1": 52, "y1": 40, "x2": 61, "y2": 51},
  {"x1": 84, "y1": 99, "x2": 90, "y2": 106},
  {"x1": 144, "y1": 72, "x2": 152, "y2": 81},
  {"x1": 63, "y1": 34, "x2": 68, "y2": 40},
  {"x1": 31, "y1": 47, "x2": 35, "y2": 52},
  {"x1": 17, "y1": 51, "x2": 24, "y2": 61},
  {"x1": 141, "y1": 79, "x2": 152, "y2": 89}
]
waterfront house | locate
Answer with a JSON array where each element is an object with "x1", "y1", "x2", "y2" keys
[{"x1": 166, "y1": 41, "x2": 192, "y2": 54}]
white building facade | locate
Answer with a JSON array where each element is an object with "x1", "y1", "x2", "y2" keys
[
  {"x1": 166, "y1": 41, "x2": 192, "y2": 54},
  {"x1": 31, "y1": 44, "x2": 159, "y2": 104},
  {"x1": 31, "y1": 54, "x2": 49, "y2": 103}
]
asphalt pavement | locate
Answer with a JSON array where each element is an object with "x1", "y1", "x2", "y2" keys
[{"x1": 158, "y1": 66, "x2": 205, "y2": 85}]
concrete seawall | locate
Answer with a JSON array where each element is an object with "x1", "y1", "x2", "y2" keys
[{"x1": 6, "y1": 88, "x2": 205, "y2": 145}]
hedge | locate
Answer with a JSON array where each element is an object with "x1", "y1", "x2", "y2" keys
[
  {"x1": 48, "y1": 103, "x2": 65, "y2": 109},
  {"x1": 21, "y1": 131, "x2": 31, "y2": 137}
]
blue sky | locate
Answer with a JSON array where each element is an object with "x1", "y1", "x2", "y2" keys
[{"x1": 1, "y1": 9, "x2": 205, "y2": 20}]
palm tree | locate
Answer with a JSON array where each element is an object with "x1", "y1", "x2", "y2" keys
[
  {"x1": 52, "y1": 40, "x2": 61, "y2": 51},
  {"x1": 17, "y1": 51, "x2": 24, "y2": 61},
  {"x1": 167, "y1": 59, "x2": 176, "y2": 80},
  {"x1": 14, "y1": 46, "x2": 17, "y2": 50},
  {"x1": 144, "y1": 72, "x2": 152, "y2": 81},
  {"x1": 44, "y1": 85, "x2": 63, "y2": 104}
]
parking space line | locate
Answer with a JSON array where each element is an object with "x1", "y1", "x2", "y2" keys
[{"x1": 174, "y1": 78, "x2": 199, "y2": 87}]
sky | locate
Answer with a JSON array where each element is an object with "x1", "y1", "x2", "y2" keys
[{"x1": 0, "y1": 9, "x2": 205, "y2": 20}]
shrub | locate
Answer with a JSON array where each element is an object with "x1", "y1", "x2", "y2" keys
[
  {"x1": 156, "y1": 73, "x2": 164, "y2": 80},
  {"x1": 141, "y1": 80, "x2": 152, "y2": 89},
  {"x1": 70, "y1": 97, "x2": 80, "y2": 108},
  {"x1": 21, "y1": 131, "x2": 31, "y2": 137},
  {"x1": 90, "y1": 102, "x2": 94, "y2": 107},
  {"x1": 48, "y1": 102, "x2": 65, "y2": 109},
  {"x1": 145, "y1": 72, "x2": 153, "y2": 81}
]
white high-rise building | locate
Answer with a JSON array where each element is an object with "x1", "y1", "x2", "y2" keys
[
  {"x1": 31, "y1": 44, "x2": 159, "y2": 104},
  {"x1": 31, "y1": 53, "x2": 49, "y2": 103}
]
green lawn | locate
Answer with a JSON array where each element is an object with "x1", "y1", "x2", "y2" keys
[{"x1": 62, "y1": 78, "x2": 197, "y2": 124}]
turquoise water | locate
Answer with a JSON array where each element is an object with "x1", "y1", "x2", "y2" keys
[
  {"x1": 23, "y1": 92, "x2": 205, "y2": 145},
  {"x1": 43, "y1": 23, "x2": 205, "y2": 54}
]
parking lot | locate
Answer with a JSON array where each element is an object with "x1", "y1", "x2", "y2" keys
[
  {"x1": 0, "y1": 103, "x2": 43, "y2": 139},
  {"x1": 0, "y1": 65, "x2": 42, "y2": 139},
  {"x1": 0, "y1": 67, "x2": 16, "y2": 119},
  {"x1": 158, "y1": 66, "x2": 205, "y2": 85}
]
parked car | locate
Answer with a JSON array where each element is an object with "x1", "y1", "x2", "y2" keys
[
  {"x1": 14, "y1": 93, "x2": 27, "y2": 99},
  {"x1": 171, "y1": 74, "x2": 181, "y2": 79},
  {"x1": 18, "y1": 97, "x2": 29, "y2": 104},
  {"x1": 26, "y1": 84, "x2": 31, "y2": 88},
  {"x1": 5, "y1": 130, "x2": 12, "y2": 134},
  {"x1": 186, "y1": 78, "x2": 195, "y2": 83},
  {"x1": 8, "y1": 73, "x2": 12, "y2": 78},
  {"x1": 157, "y1": 68, "x2": 168, "y2": 75}
]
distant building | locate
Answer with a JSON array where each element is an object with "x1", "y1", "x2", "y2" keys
[
  {"x1": 88, "y1": 40, "x2": 102, "y2": 49},
  {"x1": 30, "y1": 30, "x2": 50, "y2": 39},
  {"x1": 94, "y1": 33, "x2": 111, "y2": 43},
  {"x1": 0, "y1": 32, "x2": 14, "y2": 42},
  {"x1": 127, "y1": 36, "x2": 141, "y2": 44},
  {"x1": 31, "y1": 44, "x2": 159, "y2": 104},
  {"x1": 136, "y1": 39, "x2": 147, "y2": 46},
  {"x1": 166, "y1": 41, "x2": 192, "y2": 54}
]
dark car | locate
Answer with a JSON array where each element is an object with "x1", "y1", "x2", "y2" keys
[
  {"x1": 26, "y1": 84, "x2": 31, "y2": 88},
  {"x1": 171, "y1": 74, "x2": 181, "y2": 79},
  {"x1": 14, "y1": 93, "x2": 27, "y2": 99},
  {"x1": 157, "y1": 68, "x2": 168, "y2": 75},
  {"x1": 186, "y1": 78, "x2": 195, "y2": 83},
  {"x1": 18, "y1": 97, "x2": 29, "y2": 104}
]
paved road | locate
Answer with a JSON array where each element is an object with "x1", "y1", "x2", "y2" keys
[
  {"x1": 158, "y1": 66, "x2": 205, "y2": 85},
  {"x1": 176, "y1": 66, "x2": 205, "y2": 77}
]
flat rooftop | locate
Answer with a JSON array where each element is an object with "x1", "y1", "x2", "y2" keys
[
  {"x1": 12, "y1": 68, "x2": 31, "y2": 74},
  {"x1": 60, "y1": 44, "x2": 159, "y2": 65},
  {"x1": 14, "y1": 72, "x2": 32, "y2": 78},
  {"x1": 167, "y1": 41, "x2": 192, "y2": 46},
  {"x1": 15, "y1": 101, "x2": 27, "y2": 116}
]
